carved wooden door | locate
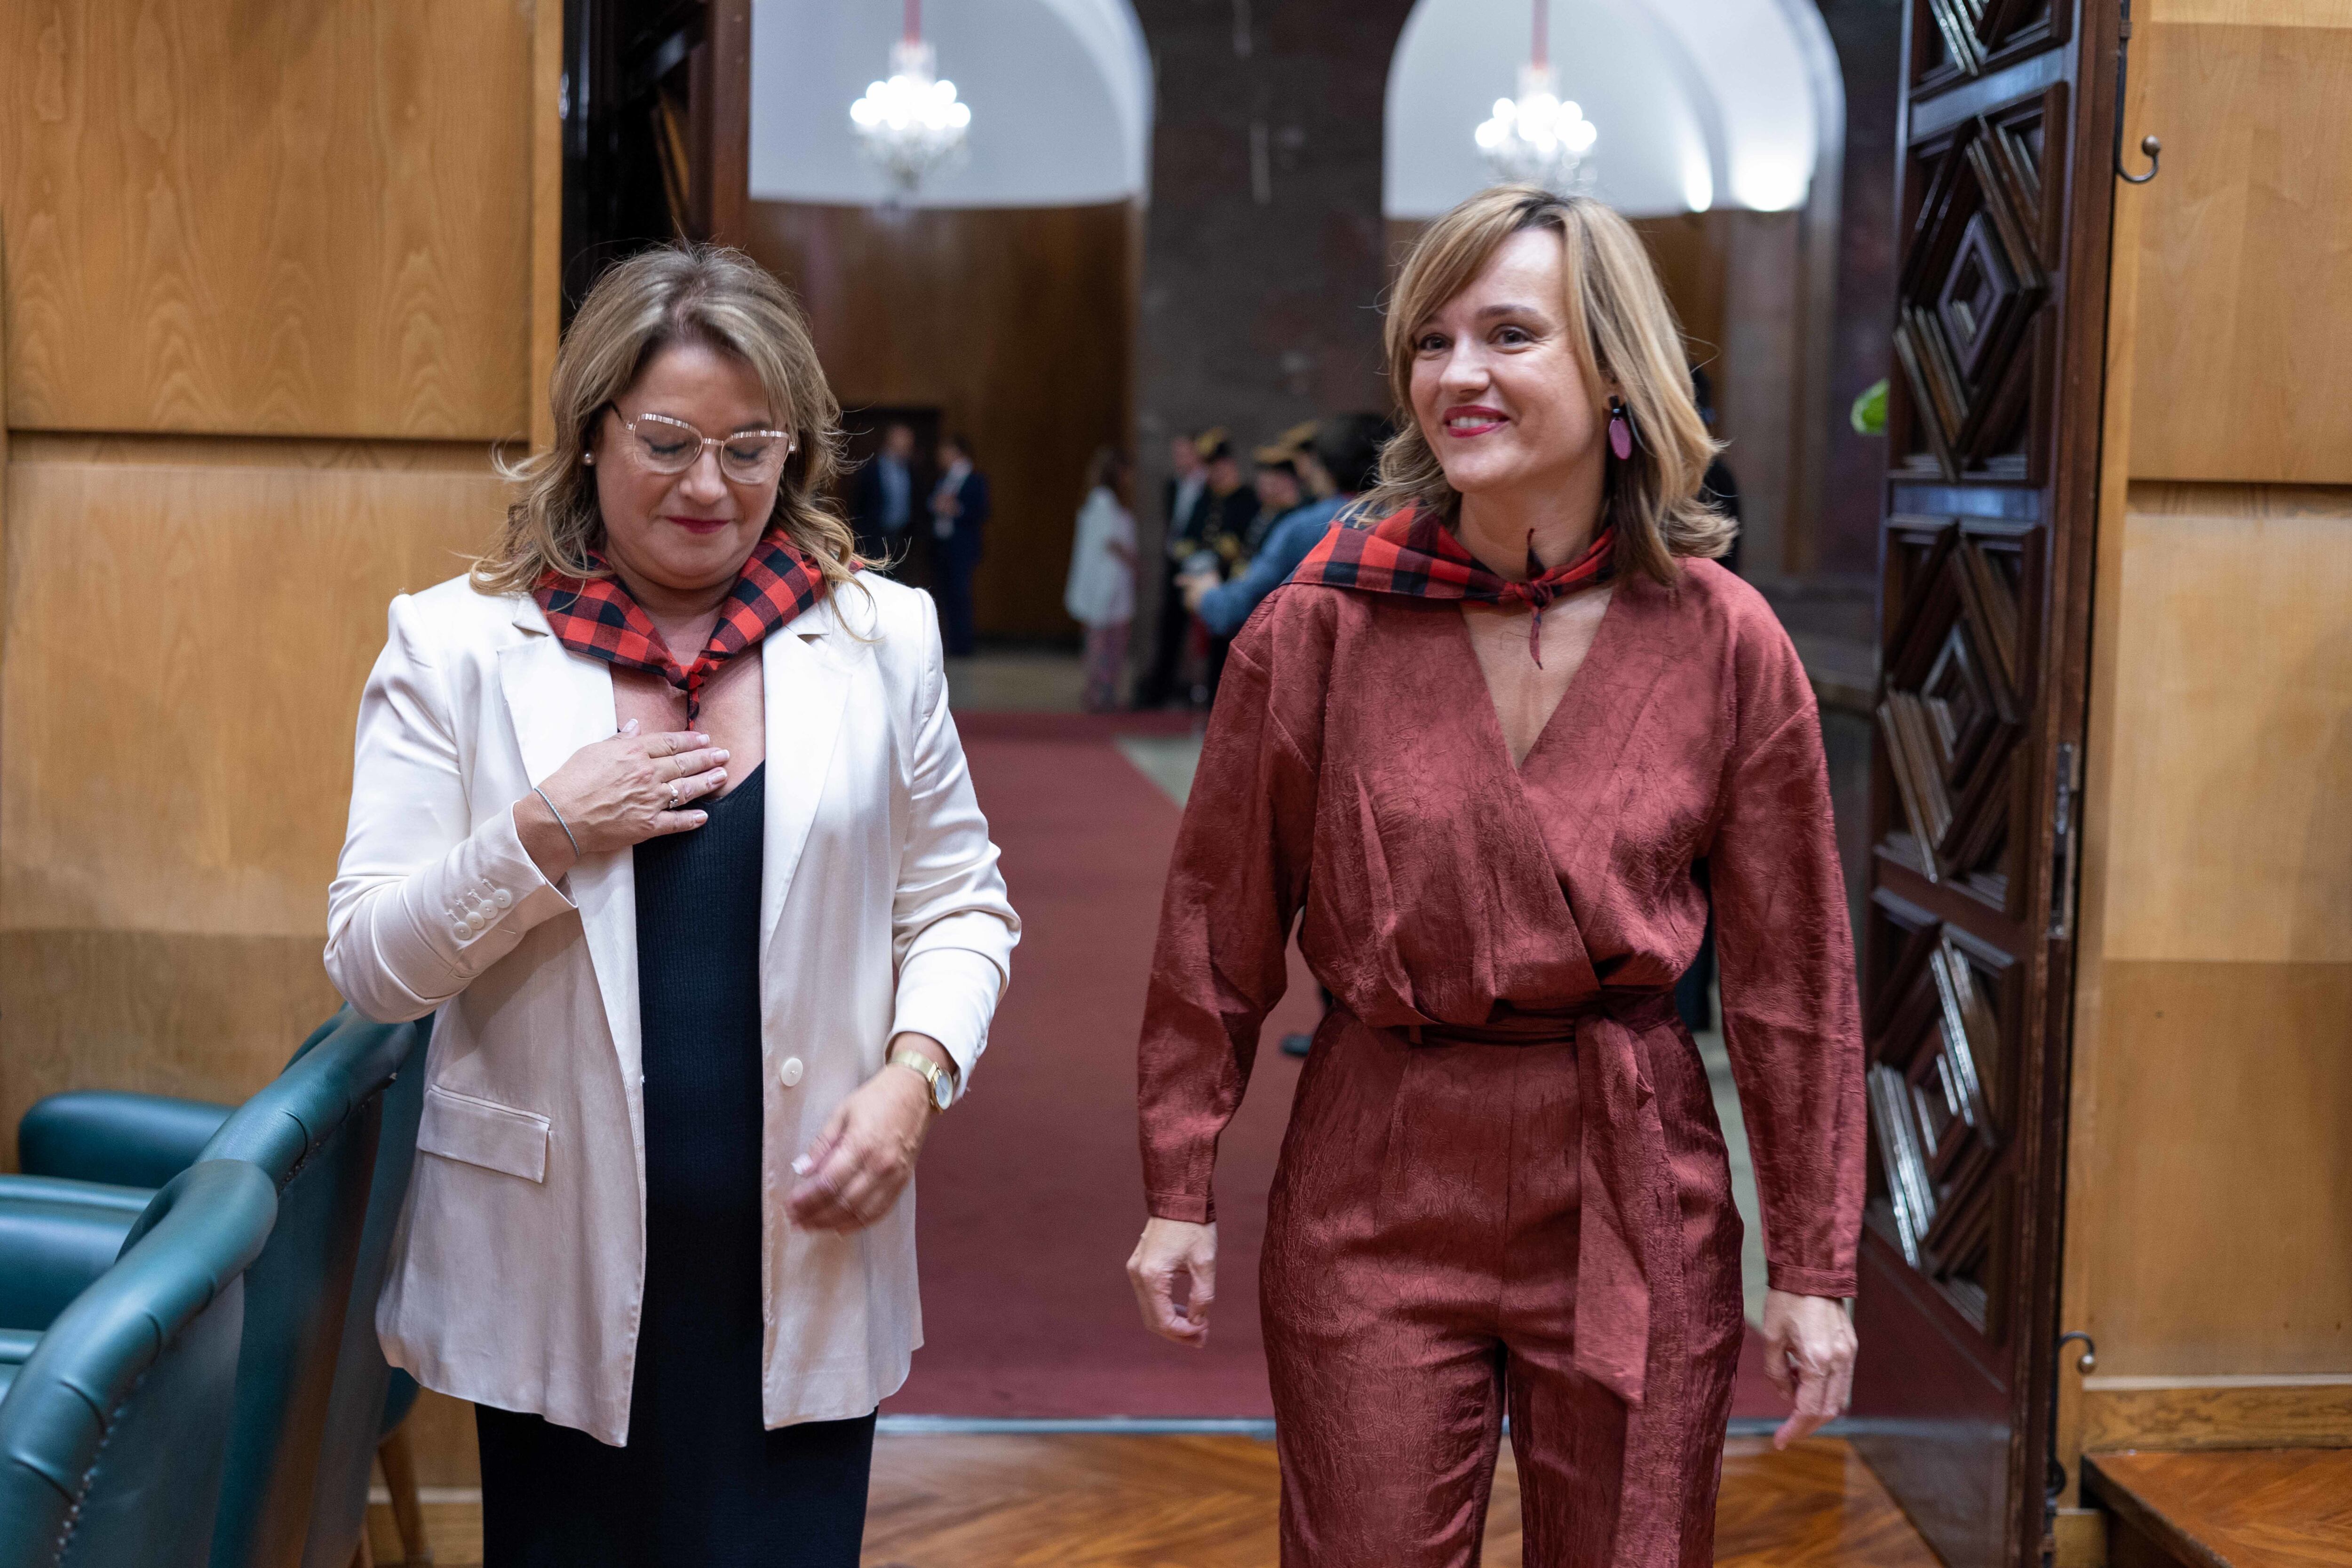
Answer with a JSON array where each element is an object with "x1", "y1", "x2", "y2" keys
[{"x1": 1848, "y1": 1, "x2": 2121, "y2": 1564}]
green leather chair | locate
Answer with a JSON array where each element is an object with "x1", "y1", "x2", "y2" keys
[
  {"x1": 0, "y1": 1159, "x2": 278, "y2": 1568},
  {"x1": 16, "y1": 1093, "x2": 241, "y2": 1190},
  {"x1": 0, "y1": 1011, "x2": 418, "y2": 1568}
]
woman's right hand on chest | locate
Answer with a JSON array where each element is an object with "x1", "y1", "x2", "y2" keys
[{"x1": 514, "y1": 720, "x2": 731, "y2": 878}]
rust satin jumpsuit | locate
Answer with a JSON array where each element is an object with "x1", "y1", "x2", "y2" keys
[{"x1": 1138, "y1": 560, "x2": 1865, "y2": 1567}]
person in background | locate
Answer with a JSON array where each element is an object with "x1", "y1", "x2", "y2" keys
[
  {"x1": 1182, "y1": 437, "x2": 1261, "y2": 707},
  {"x1": 1137, "y1": 430, "x2": 1213, "y2": 708},
  {"x1": 928, "y1": 433, "x2": 990, "y2": 657},
  {"x1": 1184, "y1": 413, "x2": 1390, "y2": 640},
  {"x1": 1065, "y1": 446, "x2": 1138, "y2": 712},
  {"x1": 850, "y1": 421, "x2": 919, "y2": 570},
  {"x1": 1200, "y1": 439, "x2": 1296, "y2": 579}
]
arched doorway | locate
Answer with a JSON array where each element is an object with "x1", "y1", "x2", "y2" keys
[{"x1": 746, "y1": 0, "x2": 1152, "y2": 640}]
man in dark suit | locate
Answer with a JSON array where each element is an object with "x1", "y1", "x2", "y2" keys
[
  {"x1": 851, "y1": 421, "x2": 920, "y2": 571},
  {"x1": 927, "y1": 432, "x2": 990, "y2": 657},
  {"x1": 1136, "y1": 429, "x2": 1214, "y2": 708}
]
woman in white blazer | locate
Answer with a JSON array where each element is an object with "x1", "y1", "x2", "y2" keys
[{"x1": 326, "y1": 246, "x2": 1017, "y2": 1568}]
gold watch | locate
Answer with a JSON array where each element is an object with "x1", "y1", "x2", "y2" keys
[{"x1": 890, "y1": 1049, "x2": 954, "y2": 1112}]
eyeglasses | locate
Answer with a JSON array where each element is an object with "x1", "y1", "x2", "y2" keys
[{"x1": 612, "y1": 410, "x2": 795, "y2": 484}]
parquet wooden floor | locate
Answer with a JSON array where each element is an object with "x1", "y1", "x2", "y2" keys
[
  {"x1": 2085, "y1": 1449, "x2": 2352, "y2": 1568},
  {"x1": 366, "y1": 1433, "x2": 1931, "y2": 1566}
]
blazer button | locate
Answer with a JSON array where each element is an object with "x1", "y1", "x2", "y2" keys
[
  {"x1": 450, "y1": 923, "x2": 470, "y2": 942},
  {"x1": 779, "y1": 1057, "x2": 805, "y2": 1088},
  {"x1": 466, "y1": 910, "x2": 489, "y2": 932},
  {"x1": 493, "y1": 888, "x2": 513, "y2": 910}
]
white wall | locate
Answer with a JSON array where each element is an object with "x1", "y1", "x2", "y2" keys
[
  {"x1": 1385, "y1": 0, "x2": 1835, "y2": 220},
  {"x1": 751, "y1": 0, "x2": 1152, "y2": 208}
]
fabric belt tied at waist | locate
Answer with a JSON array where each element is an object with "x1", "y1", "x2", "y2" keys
[{"x1": 1398, "y1": 990, "x2": 1684, "y2": 1410}]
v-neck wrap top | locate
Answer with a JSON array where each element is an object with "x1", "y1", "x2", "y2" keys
[{"x1": 1137, "y1": 557, "x2": 1865, "y2": 1408}]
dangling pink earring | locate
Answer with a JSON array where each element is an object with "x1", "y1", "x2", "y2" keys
[{"x1": 1607, "y1": 395, "x2": 1637, "y2": 461}]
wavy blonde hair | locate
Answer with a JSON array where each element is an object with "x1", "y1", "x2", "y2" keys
[
  {"x1": 475, "y1": 244, "x2": 863, "y2": 597},
  {"x1": 1361, "y1": 185, "x2": 1732, "y2": 584}
]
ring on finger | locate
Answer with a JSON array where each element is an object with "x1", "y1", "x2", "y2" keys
[{"x1": 668, "y1": 781, "x2": 680, "y2": 809}]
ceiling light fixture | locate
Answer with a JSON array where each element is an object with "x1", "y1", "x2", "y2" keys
[
  {"x1": 1474, "y1": 1, "x2": 1597, "y2": 195},
  {"x1": 850, "y1": 0, "x2": 971, "y2": 198}
]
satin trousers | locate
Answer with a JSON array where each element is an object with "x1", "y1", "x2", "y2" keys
[{"x1": 1261, "y1": 1011, "x2": 1746, "y2": 1567}]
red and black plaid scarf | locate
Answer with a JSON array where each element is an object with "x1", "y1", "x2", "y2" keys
[
  {"x1": 1291, "y1": 504, "x2": 1615, "y2": 667},
  {"x1": 533, "y1": 530, "x2": 827, "y2": 722}
]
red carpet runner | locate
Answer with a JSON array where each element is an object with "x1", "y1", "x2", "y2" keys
[{"x1": 887, "y1": 713, "x2": 1788, "y2": 1423}]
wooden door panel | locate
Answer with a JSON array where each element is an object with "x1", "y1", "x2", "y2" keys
[
  {"x1": 1914, "y1": 0, "x2": 2070, "y2": 94},
  {"x1": 1851, "y1": 0, "x2": 2119, "y2": 1561},
  {"x1": 1856, "y1": 1228, "x2": 2014, "y2": 1568}
]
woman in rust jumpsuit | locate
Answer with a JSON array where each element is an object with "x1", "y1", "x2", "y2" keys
[{"x1": 1128, "y1": 187, "x2": 1866, "y2": 1567}]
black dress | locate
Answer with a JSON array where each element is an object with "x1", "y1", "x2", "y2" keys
[{"x1": 477, "y1": 764, "x2": 878, "y2": 1568}]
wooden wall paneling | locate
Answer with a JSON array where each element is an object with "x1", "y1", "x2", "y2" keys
[
  {"x1": 531, "y1": 0, "x2": 564, "y2": 451},
  {"x1": 2068, "y1": 958, "x2": 2352, "y2": 1376},
  {"x1": 1629, "y1": 214, "x2": 1732, "y2": 370},
  {"x1": 0, "y1": 0, "x2": 534, "y2": 440},
  {"x1": 0, "y1": 438, "x2": 511, "y2": 1141},
  {"x1": 2060, "y1": 5, "x2": 2352, "y2": 1501},
  {"x1": 744, "y1": 200, "x2": 1139, "y2": 642},
  {"x1": 2123, "y1": 12, "x2": 2352, "y2": 484},
  {"x1": 2093, "y1": 484, "x2": 2352, "y2": 965},
  {"x1": 2080, "y1": 1383, "x2": 2352, "y2": 1453}
]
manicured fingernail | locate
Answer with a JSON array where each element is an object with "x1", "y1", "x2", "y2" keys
[
  {"x1": 792, "y1": 1155, "x2": 813, "y2": 1175},
  {"x1": 715, "y1": 750, "x2": 730, "y2": 761}
]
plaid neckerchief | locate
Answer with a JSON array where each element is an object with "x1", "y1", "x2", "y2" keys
[
  {"x1": 1290, "y1": 504, "x2": 1615, "y2": 667},
  {"x1": 533, "y1": 530, "x2": 826, "y2": 722}
]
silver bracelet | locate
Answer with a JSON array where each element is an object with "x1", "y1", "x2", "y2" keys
[{"x1": 532, "y1": 787, "x2": 580, "y2": 859}]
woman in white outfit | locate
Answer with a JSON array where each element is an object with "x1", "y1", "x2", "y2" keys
[
  {"x1": 325, "y1": 245, "x2": 1018, "y2": 1568},
  {"x1": 1064, "y1": 446, "x2": 1138, "y2": 711}
]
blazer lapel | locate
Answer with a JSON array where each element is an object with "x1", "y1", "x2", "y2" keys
[
  {"x1": 760, "y1": 605, "x2": 853, "y2": 955},
  {"x1": 497, "y1": 605, "x2": 642, "y2": 1090}
]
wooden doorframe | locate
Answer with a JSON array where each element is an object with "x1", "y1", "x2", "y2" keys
[{"x1": 1851, "y1": 0, "x2": 2128, "y2": 1561}]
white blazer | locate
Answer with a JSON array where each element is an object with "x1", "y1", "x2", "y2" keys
[{"x1": 325, "y1": 570, "x2": 1017, "y2": 1443}]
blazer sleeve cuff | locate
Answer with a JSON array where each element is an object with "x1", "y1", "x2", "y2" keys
[
  {"x1": 890, "y1": 946, "x2": 1004, "y2": 1099},
  {"x1": 1766, "y1": 1261, "x2": 1857, "y2": 1299},
  {"x1": 340, "y1": 809, "x2": 577, "y2": 1016}
]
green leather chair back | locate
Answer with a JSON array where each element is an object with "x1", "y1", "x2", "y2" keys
[
  {"x1": 129, "y1": 1011, "x2": 417, "y2": 1568},
  {"x1": 16, "y1": 1093, "x2": 235, "y2": 1191},
  {"x1": 0, "y1": 1160, "x2": 277, "y2": 1568},
  {"x1": 10, "y1": 1018, "x2": 334, "y2": 1191},
  {"x1": 297, "y1": 1012, "x2": 429, "y2": 1568}
]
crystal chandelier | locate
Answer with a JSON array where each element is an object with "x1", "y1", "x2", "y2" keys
[
  {"x1": 1474, "y1": 3, "x2": 1596, "y2": 193},
  {"x1": 849, "y1": 0, "x2": 971, "y2": 197}
]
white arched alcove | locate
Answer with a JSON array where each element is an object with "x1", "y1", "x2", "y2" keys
[
  {"x1": 750, "y1": 0, "x2": 1152, "y2": 208},
  {"x1": 1384, "y1": 0, "x2": 1839, "y2": 220}
]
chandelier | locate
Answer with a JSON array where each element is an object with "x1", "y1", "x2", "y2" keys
[
  {"x1": 1474, "y1": 3, "x2": 1596, "y2": 193},
  {"x1": 849, "y1": 0, "x2": 971, "y2": 197}
]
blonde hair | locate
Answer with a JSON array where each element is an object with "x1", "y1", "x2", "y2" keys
[
  {"x1": 475, "y1": 244, "x2": 863, "y2": 597},
  {"x1": 1362, "y1": 185, "x2": 1732, "y2": 584}
]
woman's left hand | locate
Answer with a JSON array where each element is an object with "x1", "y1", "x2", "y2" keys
[
  {"x1": 786, "y1": 1035, "x2": 948, "y2": 1232},
  {"x1": 1759, "y1": 1289, "x2": 1857, "y2": 1449}
]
